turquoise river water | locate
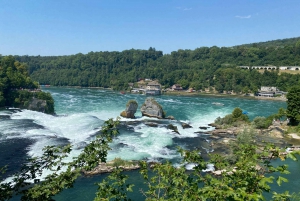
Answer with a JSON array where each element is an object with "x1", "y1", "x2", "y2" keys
[{"x1": 0, "y1": 87, "x2": 299, "y2": 200}]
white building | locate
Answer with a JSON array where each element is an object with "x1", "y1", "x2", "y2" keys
[{"x1": 145, "y1": 81, "x2": 161, "y2": 95}]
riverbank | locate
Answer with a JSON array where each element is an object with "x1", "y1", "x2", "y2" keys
[
  {"x1": 41, "y1": 85, "x2": 113, "y2": 90},
  {"x1": 41, "y1": 86, "x2": 287, "y2": 102},
  {"x1": 162, "y1": 90, "x2": 287, "y2": 101},
  {"x1": 83, "y1": 160, "x2": 140, "y2": 176}
]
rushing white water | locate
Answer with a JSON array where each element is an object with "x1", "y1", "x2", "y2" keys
[{"x1": 0, "y1": 87, "x2": 287, "y2": 179}]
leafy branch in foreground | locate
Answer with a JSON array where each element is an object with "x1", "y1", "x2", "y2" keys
[
  {"x1": 94, "y1": 167, "x2": 134, "y2": 201},
  {"x1": 137, "y1": 128, "x2": 300, "y2": 201},
  {"x1": 0, "y1": 118, "x2": 120, "y2": 201},
  {"x1": 1, "y1": 120, "x2": 300, "y2": 201}
]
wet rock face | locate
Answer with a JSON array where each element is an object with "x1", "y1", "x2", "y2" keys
[
  {"x1": 167, "y1": 124, "x2": 179, "y2": 134},
  {"x1": 140, "y1": 97, "x2": 164, "y2": 119},
  {"x1": 120, "y1": 100, "x2": 138, "y2": 118},
  {"x1": 26, "y1": 97, "x2": 47, "y2": 113},
  {"x1": 182, "y1": 123, "x2": 192, "y2": 129}
]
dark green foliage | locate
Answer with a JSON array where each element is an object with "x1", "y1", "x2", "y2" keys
[
  {"x1": 0, "y1": 118, "x2": 120, "y2": 201},
  {"x1": 252, "y1": 116, "x2": 269, "y2": 129},
  {"x1": 215, "y1": 108, "x2": 249, "y2": 126},
  {"x1": 235, "y1": 36, "x2": 300, "y2": 48},
  {"x1": 214, "y1": 114, "x2": 234, "y2": 125},
  {"x1": 12, "y1": 38, "x2": 300, "y2": 92},
  {"x1": 94, "y1": 168, "x2": 133, "y2": 201},
  {"x1": 232, "y1": 107, "x2": 243, "y2": 119},
  {"x1": 1, "y1": 118, "x2": 300, "y2": 200},
  {"x1": 12, "y1": 90, "x2": 55, "y2": 114},
  {"x1": 0, "y1": 56, "x2": 54, "y2": 113},
  {"x1": 286, "y1": 85, "x2": 300, "y2": 125}
]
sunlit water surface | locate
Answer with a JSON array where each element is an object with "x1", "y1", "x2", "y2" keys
[{"x1": 1, "y1": 87, "x2": 299, "y2": 200}]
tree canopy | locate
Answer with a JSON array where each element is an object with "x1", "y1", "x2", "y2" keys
[
  {"x1": 286, "y1": 85, "x2": 300, "y2": 125},
  {"x1": 10, "y1": 38, "x2": 300, "y2": 92},
  {"x1": 1, "y1": 118, "x2": 300, "y2": 201},
  {"x1": 0, "y1": 56, "x2": 54, "y2": 113}
]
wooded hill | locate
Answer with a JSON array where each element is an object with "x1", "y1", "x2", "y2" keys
[
  {"x1": 8, "y1": 37, "x2": 300, "y2": 93},
  {"x1": 0, "y1": 56, "x2": 54, "y2": 113},
  {"x1": 235, "y1": 36, "x2": 300, "y2": 48}
]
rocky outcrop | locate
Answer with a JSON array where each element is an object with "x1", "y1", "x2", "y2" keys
[
  {"x1": 166, "y1": 116, "x2": 175, "y2": 120},
  {"x1": 167, "y1": 124, "x2": 179, "y2": 134},
  {"x1": 120, "y1": 100, "x2": 138, "y2": 118},
  {"x1": 26, "y1": 97, "x2": 47, "y2": 113},
  {"x1": 182, "y1": 123, "x2": 192, "y2": 129},
  {"x1": 145, "y1": 122, "x2": 158, "y2": 127},
  {"x1": 207, "y1": 128, "x2": 238, "y2": 135},
  {"x1": 83, "y1": 162, "x2": 140, "y2": 176},
  {"x1": 199, "y1": 126, "x2": 209, "y2": 130},
  {"x1": 141, "y1": 97, "x2": 165, "y2": 119}
]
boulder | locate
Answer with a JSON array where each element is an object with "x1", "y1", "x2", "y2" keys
[
  {"x1": 26, "y1": 97, "x2": 47, "y2": 113},
  {"x1": 167, "y1": 124, "x2": 179, "y2": 134},
  {"x1": 166, "y1": 115, "x2": 175, "y2": 120},
  {"x1": 120, "y1": 100, "x2": 138, "y2": 118},
  {"x1": 140, "y1": 97, "x2": 165, "y2": 119},
  {"x1": 182, "y1": 123, "x2": 192, "y2": 129},
  {"x1": 145, "y1": 122, "x2": 158, "y2": 127},
  {"x1": 199, "y1": 126, "x2": 209, "y2": 130}
]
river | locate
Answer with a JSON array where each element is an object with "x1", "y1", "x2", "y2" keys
[{"x1": 0, "y1": 87, "x2": 299, "y2": 200}]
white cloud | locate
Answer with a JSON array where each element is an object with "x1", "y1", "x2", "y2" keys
[
  {"x1": 183, "y1": 8, "x2": 192, "y2": 11},
  {"x1": 235, "y1": 15, "x2": 251, "y2": 19}
]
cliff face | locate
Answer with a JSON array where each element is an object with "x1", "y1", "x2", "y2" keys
[
  {"x1": 12, "y1": 91, "x2": 55, "y2": 114},
  {"x1": 141, "y1": 97, "x2": 165, "y2": 119},
  {"x1": 26, "y1": 97, "x2": 48, "y2": 113}
]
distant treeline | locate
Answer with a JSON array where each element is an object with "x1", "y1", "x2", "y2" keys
[
  {"x1": 10, "y1": 37, "x2": 300, "y2": 92},
  {"x1": 235, "y1": 36, "x2": 300, "y2": 48}
]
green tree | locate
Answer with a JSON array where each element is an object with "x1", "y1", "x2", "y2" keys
[
  {"x1": 232, "y1": 107, "x2": 243, "y2": 119},
  {"x1": 286, "y1": 85, "x2": 300, "y2": 125},
  {"x1": 1, "y1": 118, "x2": 300, "y2": 200},
  {"x1": 252, "y1": 116, "x2": 268, "y2": 129},
  {"x1": 0, "y1": 118, "x2": 121, "y2": 201}
]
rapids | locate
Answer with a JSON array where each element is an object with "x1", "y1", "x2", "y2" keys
[{"x1": 2, "y1": 87, "x2": 299, "y2": 200}]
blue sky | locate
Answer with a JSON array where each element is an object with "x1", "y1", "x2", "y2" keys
[{"x1": 0, "y1": 0, "x2": 300, "y2": 56}]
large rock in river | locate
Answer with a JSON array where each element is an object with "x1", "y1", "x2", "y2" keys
[
  {"x1": 140, "y1": 97, "x2": 165, "y2": 119},
  {"x1": 26, "y1": 97, "x2": 48, "y2": 113},
  {"x1": 120, "y1": 100, "x2": 138, "y2": 118}
]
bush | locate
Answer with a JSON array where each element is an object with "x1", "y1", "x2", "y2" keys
[
  {"x1": 126, "y1": 100, "x2": 138, "y2": 107},
  {"x1": 252, "y1": 116, "x2": 268, "y2": 129},
  {"x1": 232, "y1": 107, "x2": 243, "y2": 119},
  {"x1": 214, "y1": 108, "x2": 249, "y2": 126},
  {"x1": 112, "y1": 158, "x2": 126, "y2": 167},
  {"x1": 214, "y1": 114, "x2": 234, "y2": 125}
]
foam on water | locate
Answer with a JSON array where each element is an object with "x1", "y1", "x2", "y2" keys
[
  {"x1": 0, "y1": 87, "x2": 287, "y2": 182},
  {"x1": 108, "y1": 123, "x2": 179, "y2": 161}
]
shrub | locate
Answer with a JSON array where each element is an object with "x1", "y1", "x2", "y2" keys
[
  {"x1": 126, "y1": 100, "x2": 138, "y2": 107},
  {"x1": 112, "y1": 158, "x2": 126, "y2": 167},
  {"x1": 252, "y1": 116, "x2": 268, "y2": 129},
  {"x1": 232, "y1": 107, "x2": 243, "y2": 119}
]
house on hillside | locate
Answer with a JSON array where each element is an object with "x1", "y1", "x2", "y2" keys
[
  {"x1": 257, "y1": 86, "x2": 286, "y2": 97},
  {"x1": 145, "y1": 81, "x2": 161, "y2": 95},
  {"x1": 137, "y1": 80, "x2": 147, "y2": 89},
  {"x1": 171, "y1": 84, "x2": 183, "y2": 91}
]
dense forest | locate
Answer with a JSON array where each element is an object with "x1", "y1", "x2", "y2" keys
[
  {"x1": 235, "y1": 36, "x2": 300, "y2": 48},
  {"x1": 6, "y1": 37, "x2": 300, "y2": 92},
  {"x1": 0, "y1": 56, "x2": 54, "y2": 113}
]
